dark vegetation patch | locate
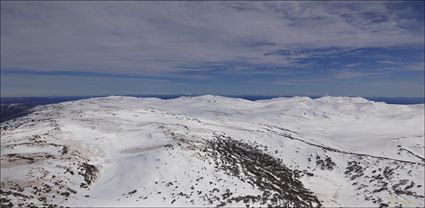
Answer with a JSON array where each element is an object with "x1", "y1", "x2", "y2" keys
[
  {"x1": 200, "y1": 133, "x2": 322, "y2": 207},
  {"x1": 122, "y1": 190, "x2": 137, "y2": 198},
  {"x1": 0, "y1": 183, "x2": 61, "y2": 207},
  {"x1": 345, "y1": 161, "x2": 365, "y2": 180},
  {"x1": 78, "y1": 162, "x2": 98, "y2": 187},
  {"x1": 315, "y1": 155, "x2": 336, "y2": 170},
  {"x1": 345, "y1": 160, "x2": 424, "y2": 206},
  {"x1": 1, "y1": 143, "x2": 68, "y2": 167},
  {"x1": 1, "y1": 131, "x2": 99, "y2": 207},
  {"x1": 1, "y1": 152, "x2": 56, "y2": 165}
]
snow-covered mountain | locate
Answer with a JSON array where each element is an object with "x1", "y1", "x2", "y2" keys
[{"x1": 1, "y1": 96, "x2": 424, "y2": 207}]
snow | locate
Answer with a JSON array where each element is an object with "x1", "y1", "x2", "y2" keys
[{"x1": 1, "y1": 95, "x2": 424, "y2": 207}]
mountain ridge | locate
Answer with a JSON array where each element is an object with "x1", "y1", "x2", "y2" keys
[{"x1": 1, "y1": 96, "x2": 424, "y2": 207}]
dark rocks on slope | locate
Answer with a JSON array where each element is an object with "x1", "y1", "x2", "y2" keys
[{"x1": 203, "y1": 134, "x2": 322, "y2": 208}]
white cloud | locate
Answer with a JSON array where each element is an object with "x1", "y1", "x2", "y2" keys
[
  {"x1": 332, "y1": 70, "x2": 373, "y2": 79},
  {"x1": 403, "y1": 62, "x2": 425, "y2": 71},
  {"x1": 1, "y1": 1, "x2": 423, "y2": 75}
]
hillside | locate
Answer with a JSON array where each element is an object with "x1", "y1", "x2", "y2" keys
[{"x1": 1, "y1": 96, "x2": 424, "y2": 207}]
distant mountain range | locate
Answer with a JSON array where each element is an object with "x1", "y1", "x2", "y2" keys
[{"x1": 1, "y1": 96, "x2": 424, "y2": 123}]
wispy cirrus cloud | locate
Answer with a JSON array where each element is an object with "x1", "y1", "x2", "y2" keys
[
  {"x1": 1, "y1": 1, "x2": 424, "y2": 97},
  {"x1": 331, "y1": 70, "x2": 375, "y2": 79},
  {"x1": 1, "y1": 1, "x2": 423, "y2": 75}
]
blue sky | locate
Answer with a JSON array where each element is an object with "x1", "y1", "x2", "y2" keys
[{"x1": 1, "y1": 1, "x2": 424, "y2": 97}]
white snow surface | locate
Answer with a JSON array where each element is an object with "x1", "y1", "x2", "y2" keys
[{"x1": 1, "y1": 95, "x2": 424, "y2": 207}]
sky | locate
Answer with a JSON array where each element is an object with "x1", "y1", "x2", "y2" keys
[{"x1": 1, "y1": 1, "x2": 424, "y2": 97}]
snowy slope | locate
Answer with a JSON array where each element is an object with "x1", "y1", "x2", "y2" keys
[{"x1": 1, "y1": 96, "x2": 424, "y2": 207}]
